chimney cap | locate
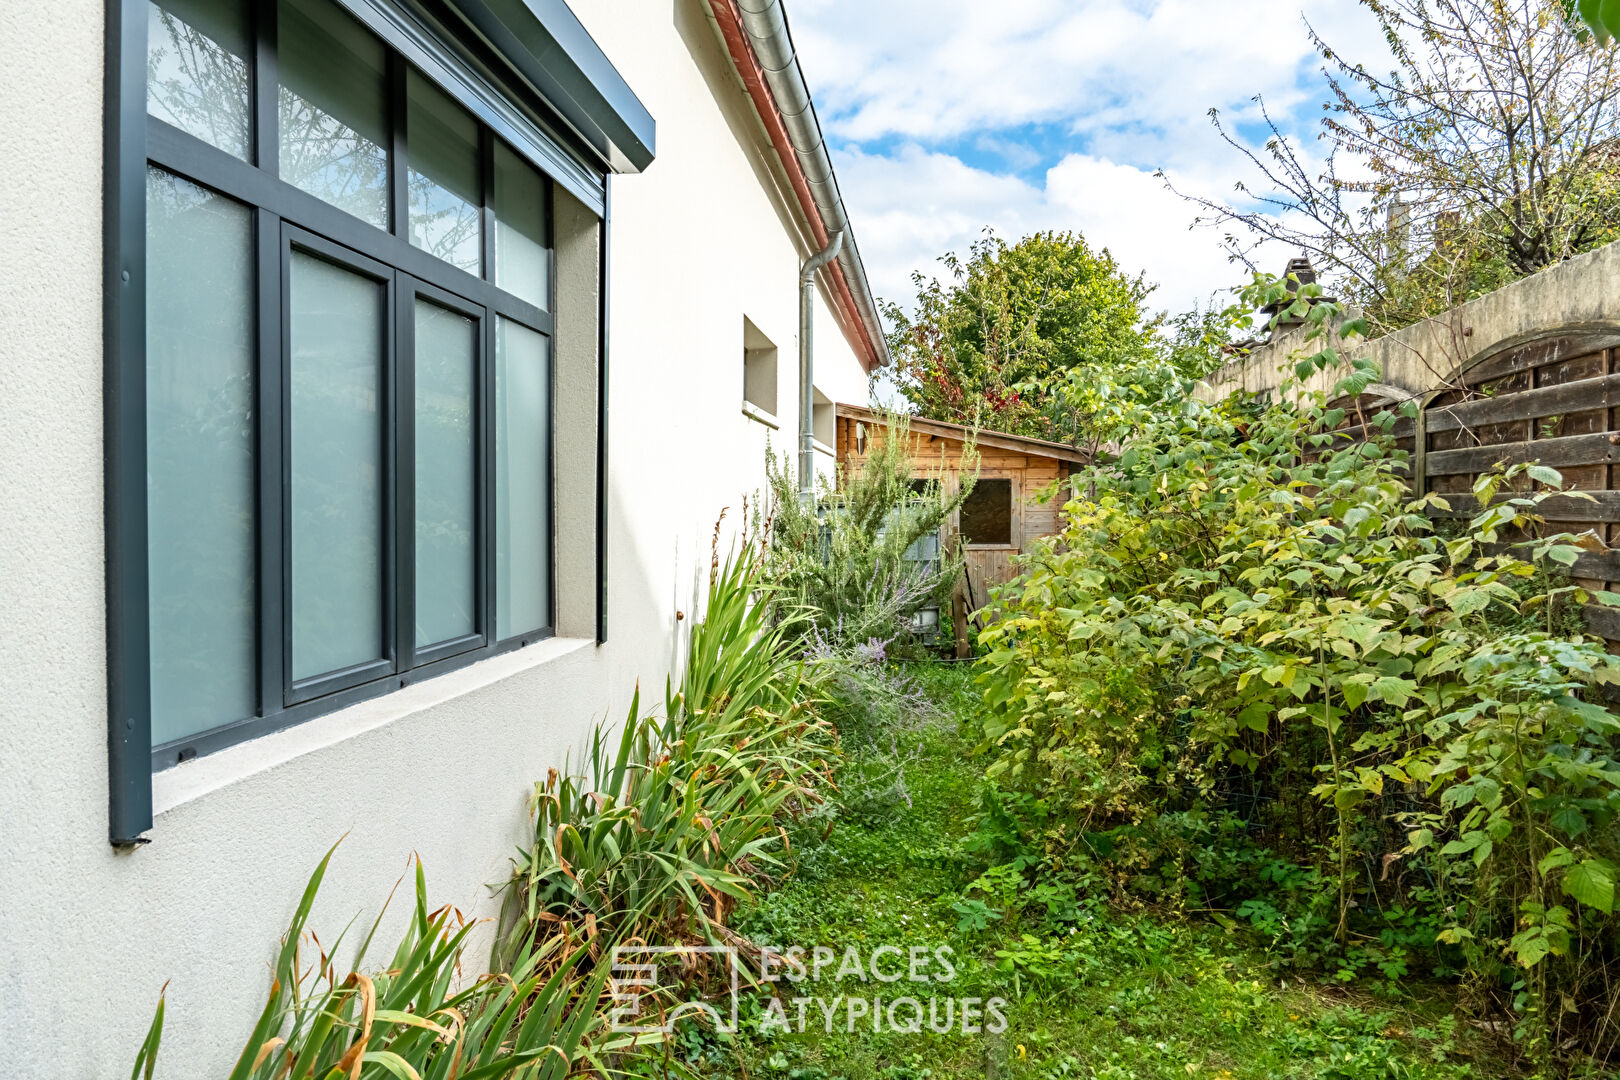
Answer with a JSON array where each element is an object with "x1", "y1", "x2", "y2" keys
[
  {"x1": 1280, "y1": 256, "x2": 1317, "y2": 286},
  {"x1": 1261, "y1": 255, "x2": 1335, "y2": 320}
]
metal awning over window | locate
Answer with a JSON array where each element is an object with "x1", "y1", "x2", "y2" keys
[{"x1": 337, "y1": 0, "x2": 655, "y2": 216}]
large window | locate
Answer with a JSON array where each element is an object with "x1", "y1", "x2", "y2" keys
[{"x1": 141, "y1": 0, "x2": 556, "y2": 766}]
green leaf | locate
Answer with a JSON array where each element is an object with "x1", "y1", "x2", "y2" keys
[
  {"x1": 130, "y1": 992, "x2": 165, "y2": 1080},
  {"x1": 1602, "y1": 0, "x2": 1620, "y2": 42},
  {"x1": 1512, "y1": 931, "x2": 1552, "y2": 968},
  {"x1": 1580, "y1": 0, "x2": 1610, "y2": 43},
  {"x1": 1538, "y1": 545, "x2": 1580, "y2": 570},
  {"x1": 1538, "y1": 847, "x2": 1576, "y2": 875},
  {"x1": 1550, "y1": 805, "x2": 1589, "y2": 839},
  {"x1": 1237, "y1": 702, "x2": 1272, "y2": 732},
  {"x1": 1592, "y1": 591, "x2": 1620, "y2": 607},
  {"x1": 363, "y1": 1052, "x2": 426, "y2": 1080},
  {"x1": 1527, "y1": 464, "x2": 1564, "y2": 488},
  {"x1": 1371, "y1": 676, "x2": 1416, "y2": 707},
  {"x1": 1562, "y1": 859, "x2": 1617, "y2": 913},
  {"x1": 1445, "y1": 588, "x2": 1494, "y2": 616}
]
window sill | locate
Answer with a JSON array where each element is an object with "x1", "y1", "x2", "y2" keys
[
  {"x1": 741, "y1": 401, "x2": 779, "y2": 429},
  {"x1": 965, "y1": 543, "x2": 1019, "y2": 552},
  {"x1": 814, "y1": 438, "x2": 834, "y2": 457},
  {"x1": 152, "y1": 636, "x2": 594, "y2": 817}
]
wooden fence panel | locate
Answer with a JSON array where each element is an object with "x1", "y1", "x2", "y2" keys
[{"x1": 1323, "y1": 342, "x2": 1620, "y2": 652}]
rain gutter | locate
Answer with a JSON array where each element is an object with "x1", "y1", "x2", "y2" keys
[{"x1": 704, "y1": 0, "x2": 891, "y2": 370}]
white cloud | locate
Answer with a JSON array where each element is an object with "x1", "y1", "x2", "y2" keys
[
  {"x1": 790, "y1": 0, "x2": 1394, "y2": 319},
  {"x1": 836, "y1": 144, "x2": 1277, "y2": 319},
  {"x1": 793, "y1": 0, "x2": 1387, "y2": 157},
  {"x1": 1043, "y1": 154, "x2": 1262, "y2": 315}
]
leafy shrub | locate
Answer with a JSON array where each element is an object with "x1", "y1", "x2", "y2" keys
[
  {"x1": 132, "y1": 843, "x2": 651, "y2": 1080},
  {"x1": 977, "y1": 282, "x2": 1620, "y2": 1067},
  {"x1": 764, "y1": 411, "x2": 972, "y2": 649}
]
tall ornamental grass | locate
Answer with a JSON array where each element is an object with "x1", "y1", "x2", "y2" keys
[
  {"x1": 131, "y1": 843, "x2": 655, "y2": 1079},
  {"x1": 496, "y1": 538, "x2": 835, "y2": 967}
]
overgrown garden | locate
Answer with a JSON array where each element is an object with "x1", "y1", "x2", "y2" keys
[
  {"x1": 124, "y1": 0, "x2": 1620, "y2": 1075},
  {"x1": 128, "y1": 278, "x2": 1620, "y2": 1075}
]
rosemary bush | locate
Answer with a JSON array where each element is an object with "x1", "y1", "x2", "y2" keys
[{"x1": 763, "y1": 411, "x2": 972, "y2": 650}]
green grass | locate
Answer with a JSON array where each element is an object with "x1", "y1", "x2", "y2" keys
[{"x1": 679, "y1": 662, "x2": 1519, "y2": 1080}]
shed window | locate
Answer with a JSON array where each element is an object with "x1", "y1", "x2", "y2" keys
[
  {"x1": 137, "y1": 0, "x2": 559, "y2": 765},
  {"x1": 960, "y1": 478, "x2": 1013, "y2": 546}
]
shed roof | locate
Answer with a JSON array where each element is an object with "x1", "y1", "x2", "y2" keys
[{"x1": 835, "y1": 404, "x2": 1089, "y2": 465}]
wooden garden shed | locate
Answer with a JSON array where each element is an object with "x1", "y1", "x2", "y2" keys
[{"x1": 833, "y1": 403, "x2": 1088, "y2": 606}]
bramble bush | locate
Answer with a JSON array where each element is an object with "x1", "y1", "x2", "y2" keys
[{"x1": 976, "y1": 277, "x2": 1620, "y2": 1072}]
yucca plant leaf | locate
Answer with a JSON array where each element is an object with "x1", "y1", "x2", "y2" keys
[{"x1": 129, "y1": 988, "x2": 165, "y2": 1080}]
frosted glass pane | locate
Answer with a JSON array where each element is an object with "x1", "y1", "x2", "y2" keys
[
  {"x1": 146, "y1": 166, "x2": 256, "y2": 745},
  {"x1": 495, "y1": 318, "x2": 550, "y2": 638},
  {"x1": 493, "y1": 141, "x2": 548, "y2": 308},
  {"x1": 278, "y1": 0, "x2": 389, "y2": 229},
  {"x1": 407, "y1": 70, "x2": 481, "y2": 275},
  {"x1": 147, "y1": 0, "x2": 251, "y2": 159},
  {"x1": 289, "y1": 250, "x2": 384, "y2": 679},
  {"x1": 415, "y1": 300, "x2": 477, "y2": 646}
]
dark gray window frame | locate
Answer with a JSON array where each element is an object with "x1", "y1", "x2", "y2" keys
[{"x1": 105, "y1": 0, "x2": 633, "y2": 846}]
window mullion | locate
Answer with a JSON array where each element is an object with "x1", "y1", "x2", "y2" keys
[
  {"x1": 479, "y1": 126, "x2": 495, "y2": 282},
  {"x1": 394, "y1": 273, "x2": 416, "y2": 674},
  {"x1": 257, "y1": 207, "x2": 286, "y2": 718},
  {"x1": 253, "y1": 0, "x2": 279, "y2": 174},
  {"x1": 480, "y1": 126, "x2": 497, "y2": 645},
  {"x1": 389, "y1": 52, "x2": 409, "y2": 242},
  {"x1": 384, "y1": 271, "x2": 402, "y2": 676},
  {"x1": 481, "y1": 307, "x2": 497, "y2": 645},
  {"x1": 277, "y1": 220, "x2": 296, "y2": 705}
]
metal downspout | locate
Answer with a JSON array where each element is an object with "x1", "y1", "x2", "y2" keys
[
  {"x1": 733, "y1": 0, "x2": 889, "y2": 368},
  {"x1": 799, "y1": 229, "x2": 844, "y2": 505}
]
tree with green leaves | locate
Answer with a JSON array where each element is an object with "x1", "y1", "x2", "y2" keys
[
  {"x1": 1175, "y1": 0, "x2": 1620, "y2": 335},
  {"x1": 881, "y1": 230, "x2": 1165, "y2": 443}
]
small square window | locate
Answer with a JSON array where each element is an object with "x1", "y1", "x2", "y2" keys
[
  {"x1": 743, "y1": 317, "x2": 777, "y2": 417},
  {"x1": 961, "y1": 477, "x2": 1012, "y2": 546},
  {"x1": 812, "y1": 388, "x2": 834, "y2": 447}
]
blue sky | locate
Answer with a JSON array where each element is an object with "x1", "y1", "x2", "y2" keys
[{"x1": 788, "y1": 0, "x2": 1390, "y2": 320}]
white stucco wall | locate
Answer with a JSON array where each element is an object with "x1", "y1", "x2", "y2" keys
[{"x1": 0, "y1": 0, "x2": 872, "y2": 1072}]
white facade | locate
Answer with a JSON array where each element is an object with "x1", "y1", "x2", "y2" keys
[{"x1": 0, "y1": 0, "x2": 874, "y2": 1072}]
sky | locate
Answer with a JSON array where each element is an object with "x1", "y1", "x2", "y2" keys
[{"x1": 787, "y1": 0, "x2": 1392, "y2": 322}]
